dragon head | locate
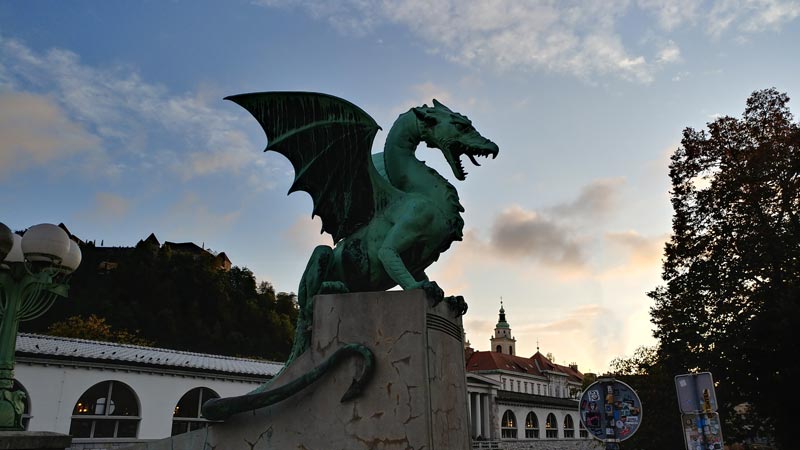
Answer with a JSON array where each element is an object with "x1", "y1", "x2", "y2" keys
[{"x1": 413, "y1": 99, "x2": 499, "y2": 181}]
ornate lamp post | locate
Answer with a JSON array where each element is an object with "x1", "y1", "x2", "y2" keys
[{"x1": 0, "y1": 222, "x2": 81, "y2": 430}]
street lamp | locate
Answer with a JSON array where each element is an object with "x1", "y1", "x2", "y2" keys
[{"x1": 0, "y1": 222, "x2": 81, "y2": 430}]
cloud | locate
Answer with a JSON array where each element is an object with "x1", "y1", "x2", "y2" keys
[
  {"x1": 549, "y1": 177, "x2": 625, "y2": 219},
  {"x1": 708, "y1": 0, "x2": 800, "y2": 36},
  {"x1": 656, "y1": 40, "x2": 682, "y2": 64},
  {"x1": 163, "y1": 193, "x2": 241, "y2": 237},
  {"x1": 637, "y1": 0, "x2": 701, "y2": 30},
  {"x1": 256, "y1": 0, "x2": 657, "y2": 83},
  {"x1": 602, "y1": 230, "x2": 668, "y2": 276},
  {"x1": 285, "y1": 215, "x2": 333, "y2": 250},
  {"x1": 90, "y1": 192, "x2": 131, "y2": 220},
  {"x1": 257, "y1": 1, "x2": 800, "y2": 82},
  {"x1": 0, "y1": 91, "x2": 100, "y2": 176},
  {"x1": 489, "y1": 205, "x2": 585, "y2": 267},
  {"x1": 518, "y1": 304, "x2": 610, "y2": 334},
  {"x1": 0, "y1": 37, "x2": 267, "y2": 184}
]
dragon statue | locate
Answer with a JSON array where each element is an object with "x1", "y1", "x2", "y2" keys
[{"x1": 202, "y1": 92, "x2": 498, "y2": 420}]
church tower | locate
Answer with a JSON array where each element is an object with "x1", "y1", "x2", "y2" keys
[{"x1": 490, "y1": 300, "x2": 516, "y2": 355}]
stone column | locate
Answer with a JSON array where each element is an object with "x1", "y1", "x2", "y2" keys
[
  {"x1": 481, "y1": 394, "x2": 490, "y2": 439},
  {"x1": 467, "y1": 392, "x2": 472, "y2": 435},
  {"x1": 481, "y1": 393, "x2": 490, "y2": 439},
  {"x1": 472, "y1": 392, "x2": 482, "y2": 438}
]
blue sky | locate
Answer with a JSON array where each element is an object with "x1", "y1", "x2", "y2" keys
[{"x1": 2, "y1": 0, "x2": 799, "y2": 372}]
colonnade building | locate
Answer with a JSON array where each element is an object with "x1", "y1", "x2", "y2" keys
[{"x1": 465, "y1": 302, "x2": 594, "y2": 448}]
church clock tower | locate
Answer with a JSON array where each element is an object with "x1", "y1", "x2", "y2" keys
[{"x1": 490, "y1": 300, "x2": 516, "y2": 355}]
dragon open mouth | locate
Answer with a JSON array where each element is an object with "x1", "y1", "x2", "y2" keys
[{"x1": 449, "y1": 141, "x2": 499, "y2": 181}]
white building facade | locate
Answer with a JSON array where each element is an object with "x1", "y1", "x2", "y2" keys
[
  {"x1": 465, "y1": 304, "x2": 599, "y2": 450},
  {"x1": 13, "y1": 333, "x2": 281, "y2": 449}
]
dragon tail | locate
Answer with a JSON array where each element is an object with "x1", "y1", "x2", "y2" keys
[{"x1": 201, "y1": 343, "x2": 375, "y2": 421}]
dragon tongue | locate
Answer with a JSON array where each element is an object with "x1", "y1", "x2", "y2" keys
[{"x1": 467, "y1": 153, "x2": 481, "y2": 166}]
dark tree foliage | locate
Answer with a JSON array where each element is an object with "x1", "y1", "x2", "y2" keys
[
  {"x1": 649, "y1": 88, "x2": 800, "y2": 449},
  {"x1": 46, "y1": 314, "x2": 154, "y2": 347},
  {"x1": 21, "y1": 240, "x2": 298, "y2": 361},
  {"x1": 609, "y1": 347, "x2": 684, "y2": 450}
]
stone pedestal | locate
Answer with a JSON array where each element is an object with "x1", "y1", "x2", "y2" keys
[
  {"x1": 0, "y1": 431, "x2": 71, "y2": 450},
  {"x1": 130, "y1": 289, "x2": 470, "y2": 450}
]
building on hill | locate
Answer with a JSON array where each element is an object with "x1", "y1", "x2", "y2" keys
[
  {"x1": 80, "y1": 232, "x2": 233, "y2": 273},
  {"x1": 465, "y1": 302, "x2": 592, "y2": 447},
  {"x1": 13, "y1": 333, "x2": 281, "y2": 449},
  {"x1": 215, "y1": 252, "x2": 232, "y2": 271}
]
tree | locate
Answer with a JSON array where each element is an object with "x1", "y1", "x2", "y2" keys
[
  {"x1": 21, "y1": 237, "x2": 298, "y2": 361},
  {"x1": 47, "y1": 314, "x2": 154, "y2": 346},
  {"x1": 609, "y1": 347, "x2": 684, "y2": 450},
  {"x1": 649, "y1": 88, "x2": 799, "y2": 448}
]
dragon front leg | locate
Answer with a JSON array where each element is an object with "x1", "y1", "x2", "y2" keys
[
  {"x1": 377, "y1": 207, "x2": 445, "y2": 303},
  {"x1": 378, "y1": 247, "x2": 444, "y2": 301}
]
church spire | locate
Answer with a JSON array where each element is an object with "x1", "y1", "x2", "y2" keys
[
  {"x1": 490, "y1": 298, "x2": 516, "y2": 355},
  {"x1": 497, "y1": 298, "x2": 507, "y2": 325}
]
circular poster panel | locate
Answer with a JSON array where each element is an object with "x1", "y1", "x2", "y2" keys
[{"x1": 579, "y1": 378, "x2": 643, "y2": 442}]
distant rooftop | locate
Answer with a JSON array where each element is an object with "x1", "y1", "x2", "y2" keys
[
  {"x1": 16, "y1": 333, "x2": 283, "y2": 378},
  {"x1": 467, "y1": 350, "x2": 583, "y2": 383}
]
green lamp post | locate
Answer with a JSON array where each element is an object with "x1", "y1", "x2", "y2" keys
[{"x1": 0, "y1": 222, "x2": 81, "y2": 430}]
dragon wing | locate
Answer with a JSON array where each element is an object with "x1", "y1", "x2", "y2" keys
[{"x1": 226, "y1": 92, "x2": 397, "y2": 243}]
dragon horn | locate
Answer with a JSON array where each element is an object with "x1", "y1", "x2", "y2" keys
[
  {"x1": 432, "y1": 99, "x2": 452, "y2": 112},
  {"x1": 413, "y1": 107, "x2": 438, "y2": 126}
]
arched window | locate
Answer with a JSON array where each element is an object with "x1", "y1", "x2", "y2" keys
[
  {"x1": 496, "y1": 345, "x2": 502, "y2": 353},
  {"x1": 172, "y1": 387, "x2": 220, "y2": 435},
  {"x1": 509, "y1": 345, "x2": 513, "y2": 355},
  {"x1": 563, "y1": 414, "x2": 575, "y2": 438},
  {"x1": 524, "y1": 412, "x2": 539, "y2": 438},
  {"x1": 579, "y1": 420, "x2": 589, "y2": 438},
  {"x1": 545, "y1": 413, "x2": 558, "y2": 438},
  {"x1": 501, "y1": 410, "x2": 517, "y2": 439},
  {"x1": 12, "y1": 379, "x2": 31, "y2": 430},
  {"x1": 69, "y1": 381, "x2": 140, "y2": 438}
]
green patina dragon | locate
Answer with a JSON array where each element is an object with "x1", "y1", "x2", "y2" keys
[{"x1": 203, "y1": 92, "x2": 497, "y2": 420}]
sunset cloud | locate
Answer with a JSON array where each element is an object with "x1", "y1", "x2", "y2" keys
[
  {"x1": 0, "y1": 91, "x2": 100, "y2": 177},
  {"x1": 0, "y1": 37, "x2": 266, "y2": 183},
  {"x1": 549, "y1": 177, "x2": 625, "y2": 219},
  {"x1": 489, "y1": 205, "x2": 585, "y2": 267}
]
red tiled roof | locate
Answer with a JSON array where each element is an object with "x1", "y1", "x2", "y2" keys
[
  {"x1": 466, "y1": 350, "x2": 583, "y2": 383},
  {"x1": 466, "y1": 351, "x2": 543, "y2": 375},
  {"x1": 554, "y1": 361, "x2": 584, "y2": 383}
]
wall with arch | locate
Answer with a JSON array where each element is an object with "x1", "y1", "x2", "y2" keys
[
  {"x1": 15, "y1": 360, "x2": 264, "y2": 442},
  {"x1": 496, "y1": 404, "x2": 582, "y2": 442}
]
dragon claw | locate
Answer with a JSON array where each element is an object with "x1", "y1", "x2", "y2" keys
[
  {"x1": 416, "y1": 280, "x2": 444, "y2": 305},
  {"x1": 445, "y1": 295, "x2": 468, "y2": 316}
]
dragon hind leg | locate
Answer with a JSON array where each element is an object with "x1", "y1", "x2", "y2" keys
[{"x1": 285, "y1": 245, "x2": 336, "y2": 366}]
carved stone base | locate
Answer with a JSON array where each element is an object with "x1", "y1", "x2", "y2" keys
[
  {"x1": 130, "y1": 289, "x2": 470, "y2": 450},
  {"x1": 0, "y1": 431, "x2": 72, "y2": 450}
]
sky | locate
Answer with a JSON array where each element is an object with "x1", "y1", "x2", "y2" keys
[{"x1": 2, "y1": 0, "x2": 799, "y2": 373}]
